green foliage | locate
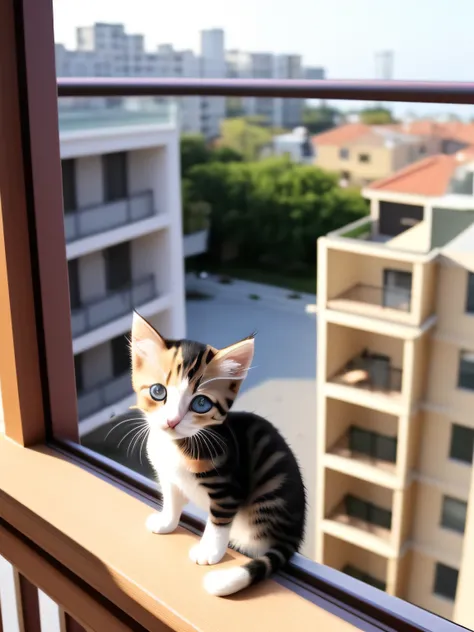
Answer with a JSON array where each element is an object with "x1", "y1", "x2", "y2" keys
[
  {"x1": 211, "y1": 146, "x2": 243, "y2": 163},
  {"x1": 359, "y1": 107, "x2": 396, "y2": 125},
  {"x1": 303, "y1": 105, "x2": 342, "y2": 134},
  {"x1": 180, "y1": 134, "x2": 212, "y2": 177},
  {"x1": 218, "y1": 117, "x2": 278, "y2": 161},
  {"x1": 185, "y1": 156, "x2": 369, "y2": 274}
]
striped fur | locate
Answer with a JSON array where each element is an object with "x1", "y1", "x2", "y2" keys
[{"x1": 131, "y1": 311, "x2": 306, "y2": 597}]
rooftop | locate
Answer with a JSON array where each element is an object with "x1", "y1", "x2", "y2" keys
[
  {"x1": 366, "y1": 149, "x2": 474, "y2": 197},
  {"x1": 312, "y1": 122, "x2": 421, "y2": 148},
  {"x1": 58, "y1": 99, "x2": 175, "y2": 133}
]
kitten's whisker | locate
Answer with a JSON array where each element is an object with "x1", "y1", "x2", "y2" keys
[
  {"x1": 128, "y1": 426, "x2": 147, "y2": 458},
  {"x1": 117, "y1": 423, "x2": 147, "y2": 449},
  {"x1": 104, "y1": 417, "x2": 145, "y2": 440},
  {"x1": 139, "y1": 428, "x2": 150, "y2": 465}
]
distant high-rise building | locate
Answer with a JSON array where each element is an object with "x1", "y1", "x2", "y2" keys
[{"x1": 55, "y1": 23, "x2": 326, "y2": 137}]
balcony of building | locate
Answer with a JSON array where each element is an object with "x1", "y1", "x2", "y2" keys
[
  {"x1": 323, "y1": 534, "x2": 390, "y2": 593},
  {"x1": 324, "y1": 322, "x2": 408, "y2": 414},
  {"x1": 64, "y1": 189, "x2": 154, "y2": 243},
  {"x1": 323, "y1": 398, "x2": 401, "y2": 487},
  {"x1": 320, "y1": 238, "x2": 437, "y2": 329},
  {"x1": 322, "y1": 469, "x2": 397, "y2": 558}
]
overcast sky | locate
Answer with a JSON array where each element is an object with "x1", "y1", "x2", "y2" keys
[{"x1": 53, "y1": 0, "x2": 474, "y2": 118}]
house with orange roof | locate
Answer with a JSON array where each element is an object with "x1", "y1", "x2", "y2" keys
[{"x1": 312, "y1": 122, "x2": 448, "y2": 187}]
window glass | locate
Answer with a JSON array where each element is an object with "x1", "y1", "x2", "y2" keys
[
  {"x1": 449, "y1": 423, "x2": 474, "y2": 464},
  {"x1": 433, "y1": 563, "x2": 459, "y2": 601},
  {"x1": 441, "y1": 496, "x2": 467, "y2": 534}
]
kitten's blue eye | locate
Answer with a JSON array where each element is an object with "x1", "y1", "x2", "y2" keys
[
  {"x1": 190, "y1": 395, "x2": 213, "y2": 414},
  {"x1": 149, "y1": 383, "x2": 167, "y2": 401}
]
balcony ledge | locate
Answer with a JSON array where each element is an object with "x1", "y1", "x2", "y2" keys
[
  {"x1": 0, "y1": 435, "x2": 379, "y2": 632},
  {"x1": 321, "y1": 518, "x2": 398, "y2": 559},
  {"x1": 72, "y1": 293, "x2": 171, "y2": 355},
  {"x1": 323, "y1": 452, "x2": 402, "y2": 490}
]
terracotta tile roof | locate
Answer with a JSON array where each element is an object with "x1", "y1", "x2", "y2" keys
[
  {"x1": 367, "y1": 154, "x2": 462, "y2": 196},
  {"x1": 393, "y1": 120, "x2": 474, "y2": 145},
  {"x1": 312, "y1": 123, "x2": 371, "y2": 146}
]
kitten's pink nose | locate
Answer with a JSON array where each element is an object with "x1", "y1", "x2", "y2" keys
[{"x1": 167, "y1": 417, "x2": 181, "y2": 429}]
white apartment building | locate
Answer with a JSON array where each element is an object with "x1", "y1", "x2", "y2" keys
[
  {"x1": 59, "y1": 102, "x2": 186, "y2": 436},
  {"x1": 55, "y1": 23, "x2": 326, "y2": 138}
]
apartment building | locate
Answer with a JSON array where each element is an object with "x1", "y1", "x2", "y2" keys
[
  {"x1": 312, "y1": 123, "x2": 445, "y2": 186},
  {"x1": 55, "y1": 23, "x2": 325, "y2": 137},
  {"x1": 315, "y1": 147, "x2": 474, "y2": 628},
  {"x1": 59, "y1": 102, "x2": 186, "y2": 437},
  {"x1": 55, "y1": 24, "x2": 225, "y2": 138}
]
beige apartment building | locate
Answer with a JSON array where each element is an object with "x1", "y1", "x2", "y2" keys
[
  {"x1": 315, "y1": 147, "x2": 474, "y2": 628},
  {"x1": 311, "y1": 122, "x2": 463, "y2": 187}
]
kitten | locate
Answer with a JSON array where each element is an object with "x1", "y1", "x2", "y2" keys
[{"x1": 131, "y1": 311, "x2": 306, "y2": 597}]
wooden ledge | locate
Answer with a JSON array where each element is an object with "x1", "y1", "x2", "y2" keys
[{"x1": 0, "y1": 436, "x2": 360, "y2": 632}]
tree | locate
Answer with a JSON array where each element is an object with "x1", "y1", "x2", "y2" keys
[
  {"x1": 185, "y1": 156, "x2": 369, "y2": 272},
  {"x1": 218, "y1": 117, "x2": 276, "y2": 161},
  {"x1": 210, "y1": 146, "x2": 243, "y2": 163},
  {"x1": 180, "y1": 134, "x2": 211, "y2": 177},
  {"x1": 303, "y1": 105, "x2": 342, "y2": 134},
  {"x1": 359, "y1": 107, "x2": 396, "y2": 125}
]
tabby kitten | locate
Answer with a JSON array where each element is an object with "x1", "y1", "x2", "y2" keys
[{"x1": 131, "y1": 311, "x2": 306, "y2": 597}]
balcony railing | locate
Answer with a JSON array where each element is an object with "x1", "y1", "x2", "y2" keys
[
  {"x1": 77, "y1": 372, "x2": 133, "y2": 420},
  {"x1": 330, "y1": 351, "x2": 403, "y2": 394},
  {"x1": 71, "y1": 274, "x2": 157, "y2": 338},
  {"x1": 336, "y1": 283, "x2": 412, "y2": 312},
  {"x1": 64, "y1": 189, "x2": 154, "y2": 243}
]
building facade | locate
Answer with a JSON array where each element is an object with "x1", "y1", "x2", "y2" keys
[
  {"x1": 59, "y1": 104, "x2": 186, "y2": 437},
  {"x1": 315, "y1": 149, "x2": 474, "y2": 628},
  {"x1": 55, "y1": 23, "x2": 325, "y2": 137},
  {"x1": 312, "y1": 123, "x2": 445, "y2": 187}
]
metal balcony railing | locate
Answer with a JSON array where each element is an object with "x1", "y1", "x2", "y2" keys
[
  {"x1": 71, "y1": 274, "x2": 157, "y2": 338},
  {"x1": 337, "y1": 283, "x2": 412, "y2": 312},
  {"x1": 64, "y1": 190, "x2": 154, "y2": 243},
  {"x1": 331, "y1": 351, "x2": 403, "y2": 394},
  {"x1": 77, "y1": 372, "x2": 133, "y2": 420}
]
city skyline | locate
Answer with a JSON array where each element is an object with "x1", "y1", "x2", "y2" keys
[{"x1": 52, "y1": 0, "x2": 474, "y2": 120}]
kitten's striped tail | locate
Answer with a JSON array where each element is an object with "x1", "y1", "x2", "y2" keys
[{"x1": 203, "y1": 542, "x2": 296, "y2": 597}]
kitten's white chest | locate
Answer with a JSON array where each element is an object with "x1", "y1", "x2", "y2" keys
[{"x1": 147, "y1": 430, "x2": 210, "y2": 511}]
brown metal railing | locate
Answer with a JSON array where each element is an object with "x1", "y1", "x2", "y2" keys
[{"x1": 58, "y1": 77, "x2": 474, "y2": 104}]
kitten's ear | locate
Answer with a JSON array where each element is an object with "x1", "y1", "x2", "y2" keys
[
  {"x1": 131, "y1": 311, "x2": 166, "y2": 368},
  {"x1": 212, "y1": 335, "x2": 255, "y2": 380}
]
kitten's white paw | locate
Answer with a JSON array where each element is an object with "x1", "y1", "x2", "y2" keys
[
  {"x1": 189, "y1": 540, "x2": 227, "y2": 565},
  {"x1": 203, "y1": 567, "x2": 251, "y2": 596},
  {"x1": 145, "y1": 512, "x2": 178, "y2": 534}
]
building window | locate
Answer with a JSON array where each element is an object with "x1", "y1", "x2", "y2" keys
[
  {"x1": 383, "y1": 269, "x2": 412, "y2": 310},
  {"x1": 342, "y1": 565, "x2": 386, "y2": 592},
  {"x1": 441, "y1": 496, "x2": 467, "y2": 533},
  {"x1": 458, "y1": 350, "x2": 474, "y2": 391},
  {"x1": 450, "y1": 423, "x2": 474, "y2": 463},
  {"x1": 466, "y1": 272, "x2": 474, "y2": 314},
  {"x1": 103, "y1": 151, "x2": 128, "y2": 202},
  {"x1": 104, "y1": 242, "x2": 131, "y2": 292},
  {"x1": 61, "y1": 159, "x2": 76, "y2": 213},
  {"x1": 433, "y1": 563, "x2": 459, "y2": 601},
  {"x1": 348, "y1": 426, "x2": 397, "y2": 463},
  {"x1": 339, "y1": 148, "x2": 349, "y2": 160},
  {"x1": 359, "y1": 153, "x2": 370, "y2": 163},
  {"x1": 344, "y1": 494, "x2": 392, "y2": 529}
]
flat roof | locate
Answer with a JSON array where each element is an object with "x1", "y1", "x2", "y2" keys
[{"x1": 58, "y1": 103, "x2": 175, "y2": 134}]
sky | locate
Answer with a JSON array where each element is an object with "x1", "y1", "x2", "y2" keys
[{"x1": 52, "y1": 0, "x2": 474, "y2": 118}]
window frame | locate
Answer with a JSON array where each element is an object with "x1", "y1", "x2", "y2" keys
[
  {"x1": 0, "y1": 0, "x2": 471, "y2": 628},
  {"x1": 449, "y1": 422, "x2": 474, "y2": 464},
  {"x1": 440, "y1": 495, "x2": 468, "y2": 534},
  {"x1": 465, "y1": 271, "x2": 474, "y2": 314},
  {"x1": 433, "y1": 563, "x2": 459, "y2": 602},
  {"x1": 458, "y1": 349, "x2": 474, "y2": 391}
]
